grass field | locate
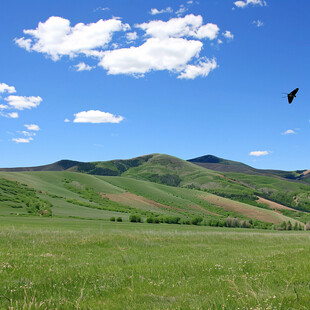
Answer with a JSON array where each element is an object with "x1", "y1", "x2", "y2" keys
[{"x1": 0, "y1": 217, "x2": 309, "y2": 309}]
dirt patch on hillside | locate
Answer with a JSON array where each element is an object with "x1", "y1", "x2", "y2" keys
[
  {"x1": 199, "y1": 194, "x2": 282, "y2": 224},
  {"x1": 102, "y1": 192, "x2": 186, "y2": 212},
  {"x1": 189, "y1": 204, "x2": 220, "y2": 216},
  {"x1": 257, "y1": 196, "x2": 296, "y2": 211}
]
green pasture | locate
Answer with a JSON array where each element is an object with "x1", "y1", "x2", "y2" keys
[{"x1": 0, "y1": 217, "x2": 309, "y2": 309}]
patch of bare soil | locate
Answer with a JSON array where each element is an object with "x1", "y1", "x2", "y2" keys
[
  {"x1": 199, "y1": 194, "x2": 282, "y2": 224},
  {"x1": 301, "y1": 170, "x2": 310, "y2": 177},
  {"x1": 188, "y1": 204, "x2": 220, "y2": 216},
  {"x1": 257, "y1": 196, "x2": 296, "y2": 211},
  {"x1": 102, "y1": 192, "x2": 186, "y2": 212}
]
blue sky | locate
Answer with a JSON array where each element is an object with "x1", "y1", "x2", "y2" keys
[{"x1": 0, "y1": 0, "x2": 309, "y2": 170}]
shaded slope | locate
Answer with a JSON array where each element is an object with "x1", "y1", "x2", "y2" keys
[
  {"x1": 0, "y1": 160, "x2": 81, "y2": 172},
  {"x1": 188, "y1": 154, "x2": 307, "y2": 180}
]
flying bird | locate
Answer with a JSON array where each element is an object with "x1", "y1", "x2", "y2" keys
[{"x1": 283, "y1": 88, "x2": 299, "y2": 104}]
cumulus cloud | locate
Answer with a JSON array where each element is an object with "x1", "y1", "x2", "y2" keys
[
  {"x1": 7, "y1": 112, "x2": 19, "y2": 118},
  {"x1": 0, "y1": 104, "x2": 9, "y2": 109},
  {"x1": 5, "y1": 96, "x2": 42, "y2": 110},
  {"x1": 64, "y1": 118, "x2": 70, "y2": 122},
  {"x1": 0, "y1": 83, "x2": 16, "y2": 94},
  {"x1": 249, "y1": 151, "x2": 270, "y2": 156},
  {"x1": 137, "y1": 14, "x2": 219, "y2": 40},
  {"x1": 12, "y1": 137, "x2": 33, "y2": 143},
  {"x1": 150, "y1": 7, "x2": 173, "y2": 15},
  {"x1": 223, "y1": 30, "x2": 234, "y2": 40},
  {"x1": 24, "y1": 124, "x2": 40, "y2": 131},
  {"x1": 73, "y1": 110, "x2": 124, "y2": 123},
  {"x1": 282, "y1": 129, "x2": 296, "y2": 135},
  {"x1": 99, "y1": 37, "x2": 202, "y2": 76},
  {"x1": 234, "y1": 0, "x2": 267, "y2": 8},
  {"x1": 178, "y1": 58, "x2": 217, "y2": 79},
  {"x1": 15, "y1": 16, "x2": 130, "y2": 61},
  {"x1": 253, "y1": 20, "x2": 264, "y2": 27},
  {"x1": 16, "y1": 14, "x2": 228, "y2": 80},
  {"x1": 126, "y1": 32, "x2": 138, "y2": 41},
  {"x1": 74, "y1": 62, "x2": 95, "y2": 71}
]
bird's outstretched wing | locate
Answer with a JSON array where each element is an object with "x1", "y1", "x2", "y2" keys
[
  {"x1": 290, "y1": 88, "x2": 299, "y2": 97},
  {"x1": 287, "y1": 88, "x2": 299, "y2": 104}
]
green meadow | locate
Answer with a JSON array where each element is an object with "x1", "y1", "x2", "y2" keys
[
  {"x1": 1, "y1": 155, "x2": 310, "y2": 309},
  {"x1": 0, "y1": 217, "x2": 310, "y2": 309}
]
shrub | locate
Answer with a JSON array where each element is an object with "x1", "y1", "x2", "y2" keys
[
  {"x1": 116, "y1": 217, "x2": 122, "y2": 222},
  {"x1": 153, "y1": 217, "x2": 160, "y2": 224},
  {"x1": 110, "y1": 217, "x2": 115, "y2": 222},
  {"x1": 191, "y1": 216, "x2": 203, "y2": 226},
  {"x1": 129, "y1": 214, "x2": 142, "y2": 223},
  {"x1": 146, "y1": 217, "x2": 154, "y2": 223},
  {"x1": 305, "y1": 222, "x2": 310, "y2": 231},
  {"x1": 286, "y1": 221, "x2": 292, "y2": 231}
]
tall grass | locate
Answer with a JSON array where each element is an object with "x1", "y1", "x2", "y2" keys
[{"x1": 0, "y1": 217, "x2": 309, "y2": 309}]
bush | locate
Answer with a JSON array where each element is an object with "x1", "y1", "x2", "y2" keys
[
  {"x1": 116, "y1": 217, "x2": 122, "y2": 222},
  {"x1": 191, "y1": 216, "x2": 203, "y2": 226},
  {"x1": 153, "y1": 217, "x2": 160, "y2": 224},
  {"x1": 110, "y1": 217, "x2": 115, "y2": 222},
  {"x1": 146, "y1": 217, "x2": 154, "y2": 223},
  {"x1": 129, "y1": 214, "x2": 142, "y2": 223},
  {"x1": 305, "y1": 222, "x2": 310, "y2": 231}
]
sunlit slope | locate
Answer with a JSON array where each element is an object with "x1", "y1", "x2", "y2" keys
[{"x1": 0, "y1": 170, "x2": 299, "y2": 225}]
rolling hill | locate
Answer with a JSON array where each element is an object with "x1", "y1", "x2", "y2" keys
[{"x1": 1, "y1": 153, "x2": 309, "y2": 229}]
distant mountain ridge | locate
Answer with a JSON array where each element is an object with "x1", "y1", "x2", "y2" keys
[
  {"x1": 188, "y1": 155, "x2": 309, "y2": 182},
  {"x1": 0, "y1": 153, "x2": 309, "y2": 183},
  {"x1": 0, "y1": 160, "x2": 80, "y2": 172}
]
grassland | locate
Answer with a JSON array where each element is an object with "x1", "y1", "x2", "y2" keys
[
  {"x1": 0, "y1": 217, "x2": 309, "y2": 309},
  {"x1": 0, "y1": 157, "x2": 310, "y2": 309},
  {"x1": 1, "y1": 170, "x2": 304, "y2": 230}
]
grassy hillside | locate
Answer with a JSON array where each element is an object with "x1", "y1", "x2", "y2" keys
[
  {"x1": 1, "y1": 169, "x2": 309, "y2": 229},
  {"x1": 0, "y1": 154, "x2": 309, "y2": 228}
]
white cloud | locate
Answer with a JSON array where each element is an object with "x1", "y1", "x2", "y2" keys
[
  {"x1": 253, "y1": 20, "x2": 264, "y2": 27},
  {"x1": 94, "y1": 7, "x2": 110, "y2": 12},
  {"x1": 15, "y1": 16, "x2": 130, "y2": 61},
  {"x1": 5, "y1": 96, "x2": 42, "y2": 110},
  {"x1": 12, "y1": 137, "x2": 33, "y2": 143},
  {"x1": 178, "y1": 58, "x2": 217, "y2": 79},
  {"x1": 282, "y1": 129, "x2": 296, "y2": 135},
  {"x1": 126, "y1": 32, "x2": 138, "y2": 41},
  {"x1": 249, "y1": 151, "x2": 270, "y2": 156},
  {"x1": 64, "y1": 118, "x2": 70, "y2": 122},
  {"x1": 137, "y1": 14, "x2": 219, "y2": 40},
  {"x1": 223, "y1": 30, "x2": 234, "y2": 40},
  {"x1": 24, "y1": 124, "x2": 40, "y2": 131},
  {"x1": 22, "y1": 131, "x2": 36, "y2": 136},
  {"x1": 0, "y1": 104, "x2": 9, "y2": 109},
  {"x1": 150, "y1": 7, "x2": 173, "y2": 15},
  {"x1": 176, "y1": 5, "x2": 188, "y2": 16},
  {"x1": 74, "y1": 62, "x2": 95, "y2": 71},
  {"x1": 73, "y1": 110, "x2": 124, "y2": 123},
  {"x1": 99, "y1": 37, "x2": 202, "y2": 76},
  {"x1": 0, "y1": 83, "x2": 16, "y2": 94},
  {"x1": 234, "y1": 0, "x2": 267, "y2": 8},
  {"x1": 7, "y1": 112, "x2": 19, "y2": 118},
  {"x1": 14, "y1": 38, "x2": 32, "y2": 52},
  {"x1": 16, "y1": 14, "x2": 224, "y2": 80}
]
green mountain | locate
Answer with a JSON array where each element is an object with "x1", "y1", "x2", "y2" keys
[
  {"x1": 1, "y1": 153, "x2": 309, "y2": 229},
  {"x1": 188, "y1": 154, "x2": 308, "y2": 181}
]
